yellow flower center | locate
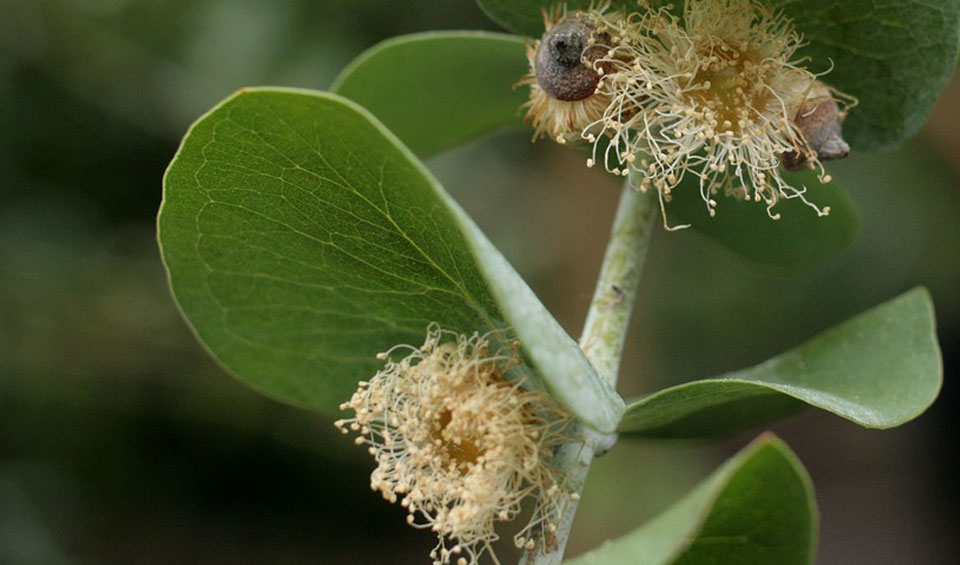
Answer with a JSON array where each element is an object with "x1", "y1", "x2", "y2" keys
[
  {"x1": 686, "y1": 48, "x2": 771, "y2": 135},
  {"x1": 436, "y1": 408, "x2": 485, "y2": 468}
]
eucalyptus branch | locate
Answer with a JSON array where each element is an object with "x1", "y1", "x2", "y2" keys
[
  {"x1": 579, "y1": 181, "x2": 658, "y2": 388},
  {"x1": 522, "y1": 180, "x2": 657, "y2": 565}
]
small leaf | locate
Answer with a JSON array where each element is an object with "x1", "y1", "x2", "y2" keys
[
  {"x1": 667, "y1": 169, "x2": 859, "y2": 270},
  {"x1": 475, "y1": 0, "x2": 960, "y2": 151},
  {"x1": 331, "y1": 32, "x2": 530, "y2": 158},
  {"x1": 566, "y1": 434, "x2": 817, "y2": 565},
  {"x1": 158, "y1": 88, "x2": 623, "y2": 432},
  {"x1": 619, "y1": 288, "x2": 942, "y2": 439},
  {"x1": 475, "y1": 0, "x2": 573, "y2": 38}
]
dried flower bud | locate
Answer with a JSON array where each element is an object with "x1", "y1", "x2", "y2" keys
[
  {"x1": 782, "y1": 82, "x2": 851, "y2": 171},
  {"x1": 535, "y1": 15, "x2": 607, "y2": 101},
  {"x1": 520, "y1": 7, "x2": 616, "y2": 144}
]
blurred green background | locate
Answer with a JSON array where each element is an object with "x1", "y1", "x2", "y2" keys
[{"x1": 1, "y1": 1, "x2": 957, "y2": 563}]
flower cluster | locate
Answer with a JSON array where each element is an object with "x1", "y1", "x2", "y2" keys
[
  {"x1": 523, "y1": 0, "x2": 855, "y2": 226},
  {"x1": 336, "y1": 325, "x2": 572, "y2": 565}
]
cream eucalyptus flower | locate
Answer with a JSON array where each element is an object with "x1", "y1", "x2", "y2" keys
[
  {"x1": 524, "y1": 0, "x2": 855, "y2": 226},
  {"x1": 336, "y1": 325, "x2": 572, "y2": 565}
]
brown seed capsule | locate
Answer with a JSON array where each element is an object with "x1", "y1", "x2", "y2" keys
[
  {"x1": 535, "y1": 15, "x2": 607, "y2": 102},
  {"x1": 782, "y1": 87, "x2": 851, "y2": 172}
]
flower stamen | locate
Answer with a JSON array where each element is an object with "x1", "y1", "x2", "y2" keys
[
  {"x1": 336, "y1": 324, "x2": 572, "y2": 565},
  {"x1": 523, "y1": 0, "x2": 855, "y2": 225}
]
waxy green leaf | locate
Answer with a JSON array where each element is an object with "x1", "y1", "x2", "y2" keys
[
  {"x1": 158, "y1": 88, "x2": 623, "y2": 432},
  {"x1": 619, "y1": 288, "x2": 942, "y2": 439},
  {"x1": 475, "y1": 0, "x2": 960, "y2": 151},
  {"x1": 665, "y1": 169, "x2": 858, "y2": 270},
  {"x1": 331, "y1": 31, "x2": 529, "y2": 158},
  {"x1": 567, "y1": 434, "x2": 817, "y2": 565},
  {"x1": 476, "y1": 0, "x2": 576, "y2": 38}
]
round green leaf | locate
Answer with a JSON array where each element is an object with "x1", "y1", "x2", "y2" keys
[
  {"x1": 331, "y1": 31, "x2": 530, "y2": 158},
  {"x1": 567, "y1": 434, "x2": 817, "y2": 565},
  {"x1": 619, "y1": 288, "x2": 942, "y2": 439},
  {"x1": 475, "y1": 0, "x2": 960, "y2": 151},
  {"x1": 158, "y1": 88, "x2": 623, "y2": 432}
]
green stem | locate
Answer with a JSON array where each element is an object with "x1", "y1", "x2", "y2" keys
[
  {"x1": 522, "y1": 181, "x2": 657, "y2": 565},
  {"x1": 579, "y1": 182, "x2": 657, "y2": 388}
]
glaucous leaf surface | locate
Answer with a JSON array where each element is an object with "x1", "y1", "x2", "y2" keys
[
  {"x1": 619, "y1": 288, "x2": 941, "y2": 439},
  {"x1": 475, "y1": 0, "x2": 960, "y2": 151},
  {"x1": 567, "y1": 434, "x2": 817, "y2": 565},
  {"x1": 331, "y1": 31, "x2": 529, "y2": 158},
  {"x1": 665, "y1": 169, "x2": 858, "y2": 270},
  {"x1": 158, "y1": 88, "x2": 623, "y2": 432}
]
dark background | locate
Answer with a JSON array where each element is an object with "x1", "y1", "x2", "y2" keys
[{"x1": 1, "y1": 1, "x2": 957, "y2": 563}]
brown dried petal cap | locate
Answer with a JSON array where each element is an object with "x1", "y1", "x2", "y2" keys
[
  {"x1": 535, "y1": 15, "x2": 608, "y2": 102},
  {"x1": 782, "y1": 94, "x2": 851, "y2": 171}
]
